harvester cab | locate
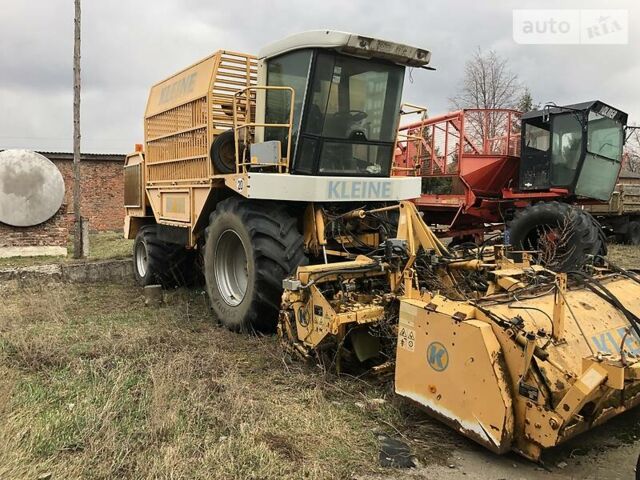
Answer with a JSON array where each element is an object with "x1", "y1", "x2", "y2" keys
[
  {"x1": 519, "y1": 100, "x2": 628, "y2": 201},
  {"x1": 255, "y1": 32, "x2": 427, "y2": 178},
  {"x1": 214, "y1": 31, "x2": 431, "y2": 202}
]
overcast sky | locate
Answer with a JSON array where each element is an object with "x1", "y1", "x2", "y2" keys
[{"x1": 0, "y1": 0, "x2": 638, "y2": 153}]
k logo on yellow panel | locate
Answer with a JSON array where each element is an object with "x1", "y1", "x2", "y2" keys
[{"x1": 427, "y1": 342, "x2": 449, "y2": 372}]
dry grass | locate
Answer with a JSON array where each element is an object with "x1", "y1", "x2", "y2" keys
[
  {"x1": 0, "y1": 281, "x2": 453, "y2": 480},
  {"x1": 607, "y1": 243, "x2": 640, "y2": 269},
  {"x1": 0, "y1": 232, "x2": 132, "y2": 268},
  {"x1": 81, "y1": 231, "x2": 133, "y2": 261}
]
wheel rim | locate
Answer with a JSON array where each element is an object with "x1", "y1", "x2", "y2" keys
[
  {"x1": 214, "y1": 229, "x2": 249, "y2": 306},
  {"x1": 135, "y1": 241, "x2": 148, "y2": 277}
]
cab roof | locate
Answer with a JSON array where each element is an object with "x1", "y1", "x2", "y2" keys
[
  {"x1": 522, "y1": 100, "x2": 628, "y2": 124},
  {"x1": 258, "y1": 30, "x2": 431, "y2": 68}
]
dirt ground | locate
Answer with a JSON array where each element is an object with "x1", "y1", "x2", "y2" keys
[
  {"x1": 1, "y1": 244, "x2": 639, "y2": 479},
  {"x1": 402, "y1": 408, "x2": 640, "y2": 480}
]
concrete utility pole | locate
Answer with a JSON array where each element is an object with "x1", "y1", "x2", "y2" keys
[{"x1": 72, "y1": 0, "x2": 84, "y2": 258}]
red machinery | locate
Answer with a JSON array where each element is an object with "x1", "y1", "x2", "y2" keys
[
  {"x1": 394, "y1": 108, "x2": 566, "y2": 239},
  {"x1": 394, "y1": 102, "x2": 630, "y2": 270}
]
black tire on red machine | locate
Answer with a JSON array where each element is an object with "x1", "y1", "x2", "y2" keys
[
  {"x1": 203, "y1": 196, "x2": 306, "y2": 332},
  {"x1": 133, "y1": 225, "x2": 196, "y2": 287},
  {"x1": 507, "y1": 201, "x2": 606, "y2": 272}
]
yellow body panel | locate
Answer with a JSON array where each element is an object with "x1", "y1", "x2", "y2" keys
[
  {"x1": 486, "y1": 276, "x2": 640, "y2": 373},
  {"x1": 124, "y1": 50, "x2": 257, "y2": 243},
  {"x1": 395, "y1": 301, "x2": 514, "y2": 453},
  {"x1": 146, "y1": 55, "x2": 218, "y2": 118}
]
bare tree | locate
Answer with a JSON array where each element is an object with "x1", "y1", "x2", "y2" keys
[
  {"x1": 449, "y1": 48, "x2": 527, "y2": 152},
  {"x1": 450, "y1": 48, "x2": 524, "y2": 111},
  {"x1": 72, "y1": 0, "x2": 84, "y2": 258},
  {"x1": 625, "y1": 125, "x2": 640, "y2": 173}
]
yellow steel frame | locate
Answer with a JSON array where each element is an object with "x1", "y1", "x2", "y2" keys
[
  {"x1": 280, "y1": 198, "x2": 640, "y2": 460},
  {"x1": 125, "y1": 50, "x2": 258, "y2": 242},
  {"x1": 232, "y1": 85, "x2": 295, "y2": 174}
]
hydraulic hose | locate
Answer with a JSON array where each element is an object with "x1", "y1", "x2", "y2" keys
[
  {"x1": 596, "y1": 256, "x2": 640, "y2": 286},
  {"x1": 300, "y1": 264, "x2": 382, "y2": 289}
]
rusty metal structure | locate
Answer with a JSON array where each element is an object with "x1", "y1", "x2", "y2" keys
[
  {"x1": 394, "y1": 108, "x2": 523, "y2": 234},
  {"x1": 393, "y1": 103, "x2": 629, "y2": 255},
  {"x1": 585, "y1": 175, "x2": 640, "y2": 245}
]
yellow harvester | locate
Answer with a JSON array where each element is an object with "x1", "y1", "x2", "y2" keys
[{"x1": 124, "y1": 31, "x2": 640, "y2": 461}]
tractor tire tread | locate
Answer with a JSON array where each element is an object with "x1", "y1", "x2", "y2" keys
[
  {"x1": 204, "y1": 196, "x2": 305, "y2": 332},
  {"x1": 134, "y1": 225, "x2": 195, "y2": 287},
  {"x1": 507, "y1": 201, "x2": 605, "y2": 271}
]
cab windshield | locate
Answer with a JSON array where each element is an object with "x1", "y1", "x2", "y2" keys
[
  {"x1": 575, "y1": 111, "x2": 624, "y2": 200},
  {"x1": 264, "y1": 49, "x2": 404, "y2": 177},
  {"x1": 300, "y1": 52, "x2": 403, "y2": 176},
  {"x1": 587, "y1": 111, "x2": 624, "y2": 160}
]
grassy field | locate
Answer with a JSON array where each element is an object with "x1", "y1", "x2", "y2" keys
[
  {"x1": 0, "y1": 232, "x2": 132, "y2": 268},
  {"x1": 0, "y1": 281, "x2": 455, "y2": 480}
]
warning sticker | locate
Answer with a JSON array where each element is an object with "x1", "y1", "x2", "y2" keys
[{"x1": 399, "y1": 326, "x2": 416, "y2": 352}]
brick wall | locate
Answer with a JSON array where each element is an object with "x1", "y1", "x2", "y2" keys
[
  {"x1": 0, "y1": 204, "x2": 74, "y2": 249},
  {"x1": 0, "y1": 152, "x2": 125, "y2": 252},
  {"x1": 52, "y1": 155, "x2": 125, "y2": 232}
]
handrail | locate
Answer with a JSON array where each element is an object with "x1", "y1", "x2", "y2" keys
[
  {"x1": 394, "y1": 108, "x2": 523, "y2": 177},
  {"x1": 232, "y1": 85, "x2": 295, "y2": 174},
  {"x1": 393, "y1": 103, "x2": 429, "y2": 176},
  {"x1": 399, "y1": 108, "x2": 521, "y2": 132}
]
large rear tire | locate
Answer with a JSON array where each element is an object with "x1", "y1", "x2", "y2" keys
[
  {"x1": 203, "y1": 197, "x2": 305, "y2": 332},
  {"x1": 507, "y1": 201, "x2": 605, "y2": 271}
]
